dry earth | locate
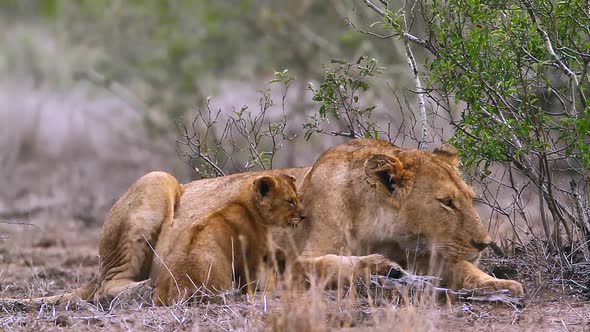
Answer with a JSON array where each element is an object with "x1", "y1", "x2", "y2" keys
[{"x1": 0, "y1": 214, "x2": 588, "y2": 332}]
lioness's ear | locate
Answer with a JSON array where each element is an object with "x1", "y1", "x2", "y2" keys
[
  {"x1": 254, "y1": 176, "x2": 277, "y2": 197},
  {"x1": 364, "y1": 154, "x2": 409, "y2": 194},
  {"x1": 433, "y1": 144, "x2": 459, "y2": 167}
]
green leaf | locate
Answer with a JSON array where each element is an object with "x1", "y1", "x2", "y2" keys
[{"x1": 40, "y1": 0, "x2": 59, "y2": 19}]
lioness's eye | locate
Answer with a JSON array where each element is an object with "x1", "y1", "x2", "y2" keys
[
  {"x1": 287, "y1": 199, "x2": 295, "y2": 206},
  {"x1": 439, "y1": 198, "x2": 454, "y2": 209}
]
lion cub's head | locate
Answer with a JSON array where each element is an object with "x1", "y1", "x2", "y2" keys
[
  {"x1": 362, "y1": 143, "x2": 491, "y2": 264},
  {"x1": 251, "y1": 174, "x2": 305, "y2": 228}
]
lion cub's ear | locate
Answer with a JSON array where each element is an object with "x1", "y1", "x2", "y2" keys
[
  {"x1": 433, "y1": 144, "x2": 460, "y2": 167},
  {"x1": 254, "y1": 176, "x2": 277, "y2": 197},
  {"x1": 284, "y1": 174, "x2": 297, "y2": 184},
  {"x1": 364, "y1": 154, "x2": 412, "y2": 195}
]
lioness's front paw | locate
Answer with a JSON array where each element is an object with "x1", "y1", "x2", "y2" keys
[
  {"x1": 358, "y1": 254, "x2": 405, "y2": 279},
  {"x1": 480, "y1": 278, "x2": 524, "y2": 296}
]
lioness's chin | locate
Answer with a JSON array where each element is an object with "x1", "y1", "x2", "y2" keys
[
  {"x1": 447, "y1": 248, "x2": 482, "y2": 265},
  {"x1": 437, "y1": 253, "x2": 481, "y2": 268},
  {"x1": 467, "y1": 253, "x2": 482, "y2": 264}
]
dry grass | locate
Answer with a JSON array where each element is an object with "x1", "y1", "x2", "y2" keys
[{"x1": 1, "y1": 219, "x2": 589, "y2": 332}]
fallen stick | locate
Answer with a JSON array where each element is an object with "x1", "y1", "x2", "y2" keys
[
  {"x1": 0, "y1": 220, "x2": 40, "y2": 228},
  {"x1": 370, "y1": 274, "x2": 525, "y2": 307}
]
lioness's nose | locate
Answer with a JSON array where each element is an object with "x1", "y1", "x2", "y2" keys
[{"x1": 471, "y1": 240, "x2": 490, "y2": 251}]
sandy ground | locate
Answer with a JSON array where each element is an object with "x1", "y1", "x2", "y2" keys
[{"x1": 1, "y1": 216, "x2": 588, "y2": 332}]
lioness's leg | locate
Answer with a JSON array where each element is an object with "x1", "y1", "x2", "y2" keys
[
  {"x1": 449, "y1": 260, "x2": 524, "y2": 295},
  {"x1": 95, "y1": 171, "x2": 183, "y2": 300},
  {"x1": 296, "y1": 254, "x2": 403, "y2": 288}
]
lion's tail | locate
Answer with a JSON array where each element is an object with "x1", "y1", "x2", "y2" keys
[{"x1": 0, "y1": 280, "x2": 98, "y2": 306}]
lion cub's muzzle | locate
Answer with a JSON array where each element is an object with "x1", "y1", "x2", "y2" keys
[{"x1": 288, "y1": 215, "x2": 306, "y2": 228}]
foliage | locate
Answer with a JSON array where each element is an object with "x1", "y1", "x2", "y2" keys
[
  {"x1": 361, "y1": 0, "x2": 590, "y2": 253},
  {"x1": 426, "y1": 0, "x2": 590, "y2": 170},
  {"x1": 304, "y1": 57, "x2": 385, "y2": 140},
  {"x1": 176, "y1": 70, "x2": 296, "y2": 178}
]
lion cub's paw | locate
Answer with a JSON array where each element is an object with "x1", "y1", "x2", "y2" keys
[
  {"x1": 481, "y1": 278, "x2": 524, "y2": 296},
  {"x1": 357, "y1": 254, "x2": 405, "y2": 279}
]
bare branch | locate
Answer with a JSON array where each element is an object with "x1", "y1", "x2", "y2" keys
[
  {"x1": 523, "y1": 0, "x2": 586, "y2": 114},
  {"x1": 402, "y1": 1, "x2": 429, "y2": 149},
  {"x1": 359, "y1": 0, "x2": 437, "y2": 55},
  {"x1": 0, "y1": 220, "x2": 40, "y2": 228},
  {"x1": 177, "y1": 75, "x2": 296, "y2": 178},
  {"x1": 371, "y1": 275, "x2": 524, "y2": 307}
]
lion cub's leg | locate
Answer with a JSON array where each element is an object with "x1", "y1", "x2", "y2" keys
[
  {"x1": 449, "y1": 260, "x2": 524, "y2": 295},
  {"x1": 155, "y1": 261, "x2": 233, "y2": 306},
  {"x1": 95, "y1": 171, "x2": 183, "y2": 300},
  {"x1": 153, "y1": 226, "x2": 233, "y2": 306}
]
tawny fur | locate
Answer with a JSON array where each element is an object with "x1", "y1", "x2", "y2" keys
[
  {"x1": 95, "y1": 171, "x2": 184, "y2": 300},
  {"x1": 153, "y1": 174, "x2": 304, "y2": 306},
  {"x1": 1, "y1": 139, "x2": 523, "y2": 306},
  {"x1": 286, "y1": 138, "x2": 522, "y2": 294}
]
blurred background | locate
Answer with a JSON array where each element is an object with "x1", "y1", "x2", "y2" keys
[
  {"x1": 2, "y1": 0, "x2": 571, "y2": 251},
  {"x1": 0, "y1": 0, "x2": 424, "y2": 226}
]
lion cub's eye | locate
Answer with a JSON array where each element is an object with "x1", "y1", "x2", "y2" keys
[
  {"x1": 287, "y1": 199, "x2": 295, "y2": 206},
  {"x1": 439, "y1": 197, "x2": 454, "y2": 209}
]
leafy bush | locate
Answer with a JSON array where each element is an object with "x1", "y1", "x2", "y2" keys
[{"x1": 361, "y1": 0, "x2": 590, "y2": 254}]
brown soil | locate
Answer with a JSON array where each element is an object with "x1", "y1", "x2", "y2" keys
[{"x1": 1, "y1": 216, "x2": 588, "y2": 331}]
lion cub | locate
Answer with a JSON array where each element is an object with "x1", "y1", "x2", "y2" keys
[{"x1": 153, "y1": 174, "x2": 304, "y2": 306}]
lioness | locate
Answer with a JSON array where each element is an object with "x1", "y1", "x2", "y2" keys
[
  {"x1": 283, "y1": 138, "x2": 523, "y2": 294},
  {"x1": 153, "y1": 174, "x2": 304, "y2": 306},
  {"x1": 1, "y1": 138, "x2": 523, "y2": 306}
]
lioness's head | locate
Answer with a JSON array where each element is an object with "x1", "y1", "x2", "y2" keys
[
  {"x1": 363, "y1": 143, "x2": 491, "y2": 263},
  {"x1": 252, "y1": 174, "x2": 305, "y2": 228}
]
